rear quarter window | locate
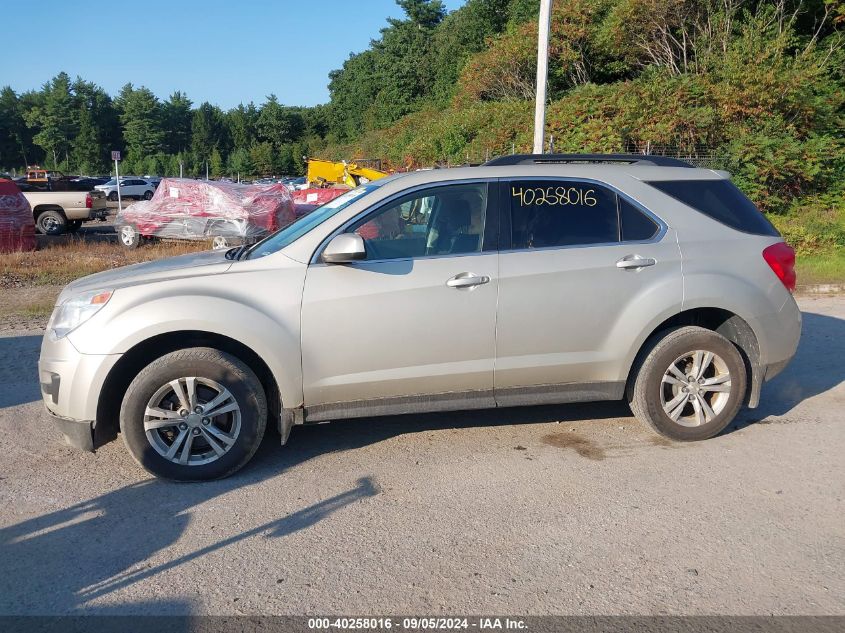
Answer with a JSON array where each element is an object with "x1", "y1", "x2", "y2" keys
[{"x1": 647, "y1": 179, "x2": 779, "y2": 236}]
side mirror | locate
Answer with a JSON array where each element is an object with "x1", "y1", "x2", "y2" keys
[{"x1": 321, "y1": 233, "x2": 366, "y2": 264}]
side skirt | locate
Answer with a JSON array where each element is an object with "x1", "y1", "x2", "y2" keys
[{"x1": 292, "y1": 381, "x2": 625, "y2": 425}]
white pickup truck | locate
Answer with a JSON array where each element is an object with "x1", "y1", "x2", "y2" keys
[{"x1": 23, "y1": 190, "x2": 109, "y2": 235}]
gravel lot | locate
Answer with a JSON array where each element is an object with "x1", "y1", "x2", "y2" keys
[{"x1": 0, "y1": 296, "x2": 842, "y2": 616}]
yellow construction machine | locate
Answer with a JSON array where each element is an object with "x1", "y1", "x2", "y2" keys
[{"x1": 305, "y1": 158, "x2": 388, "y2": 188}]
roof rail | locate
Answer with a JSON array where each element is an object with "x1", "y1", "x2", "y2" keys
[{"x1": 483, "y1": 153, "x2": 694, "y2": 168}]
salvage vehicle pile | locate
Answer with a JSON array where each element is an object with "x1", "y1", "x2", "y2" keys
[{"x1": 114, "y1": 178, "x2": 296, "y2": 249}]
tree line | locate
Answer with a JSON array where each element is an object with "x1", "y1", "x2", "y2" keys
[
  {"x1": 1, "y1": 0, "x2": 843, "y2": 200},
  {"x1": 0, "y1": 75, "x2": 330, "y2": 178},
  {"x1": 0, "y1": 0, "x2": 534, "y2": 178}
]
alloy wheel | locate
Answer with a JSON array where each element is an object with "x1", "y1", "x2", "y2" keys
[
  {"x1": 660, "y1": 350, "x2": 732, "y2": 427},
  {"x1": 144, "y1": 377, "x2": 242, "y2": 466}
]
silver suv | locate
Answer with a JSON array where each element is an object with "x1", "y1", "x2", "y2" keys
[{"x1": 39, "y1": 154, "x2": 801, "y2": 481}]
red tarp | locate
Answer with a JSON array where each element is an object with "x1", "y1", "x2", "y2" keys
[
  {"x1": 0, "y1": 179, "x2": 36, "y2": 253},
  {"x1": 292, "y1": 187, "x2": 349, "y2": 217},
  {"x1": 115, "y1": 178, "x2": 296, "y2": 241}
]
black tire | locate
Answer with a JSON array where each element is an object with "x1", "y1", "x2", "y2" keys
[
  {"x1": 120, "y1": 347, "x2": 268, "y2": 481},
  {"x1": 143, "y1": 190, "x2": 154, "y2": 200},
  {"x1": 628, "y1": 326, "x2": 747, "y2": 442},
  {"x1": 35, "y1": 209, "x2": 67, "y2": 235},
  {"x1": 66, "y1": 220, "x2": 82, "y2": 233},
  {"x1": 117, "y1": 224, "x2": 141, "y2": 249},
  {"x1": 108, "y1": 191, "x2": 119, "y2": 202}
]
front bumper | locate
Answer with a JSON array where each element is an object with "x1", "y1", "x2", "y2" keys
[
  {"x1": 47, "y1": 411, "x2": 96, "y2": 451},
  {"x1": 38, "y1": 332, "x2": 122, "y2": 451}
]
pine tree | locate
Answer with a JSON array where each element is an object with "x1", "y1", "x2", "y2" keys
[
  {"x1": 24, "y1": 73, "x2": 76, "y2": 169},
  {"x1": 72, "y1": 106, "x2": 101, "y2": 174},
  {"x1": 163, "y1": 91, "x2": 193, "y2": 154},
  {"x1": 116, "y1": 84, "x2": 165, "y2": 164}
]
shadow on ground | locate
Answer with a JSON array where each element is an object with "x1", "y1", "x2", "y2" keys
[
  {"x1": 0, "y1": 335, "x2": 41, "y2": 407},
  {"x1": 737, "y1": 311, "x2": 845, "y2": 422}
]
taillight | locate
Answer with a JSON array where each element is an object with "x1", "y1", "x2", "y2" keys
[
  {"x1": 85, "y1": 193, "x2": 92, "y2": 209},
  {"x1": 762, "y1": 242, "x2": 796, "y2": 292}
]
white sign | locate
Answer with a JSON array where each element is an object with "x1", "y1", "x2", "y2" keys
[{"x1": 111, "y1": 150, "x2": 121, "y2": 161}]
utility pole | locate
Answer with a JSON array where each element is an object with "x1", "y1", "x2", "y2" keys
[{"x1": 533, "y1": 0, "x2": 553, "y2": 155}]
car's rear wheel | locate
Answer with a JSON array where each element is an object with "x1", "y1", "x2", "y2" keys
[
  {"x1": 120, "y1": 348, "x2": 267, "y2": 481},
  {"x1": 629, "y1": 326, "x2": 747, "y2": 441},
  {"x1": 143, "y1": 190, "x2": 154, "y2": 200},
  {"x1": 35, "y1": 209, "x2": 67, "y2": 235}
]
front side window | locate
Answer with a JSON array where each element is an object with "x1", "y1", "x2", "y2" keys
[
  {"x1": 509, "y1": 180, "x2": 618, "y2": 248},
  {"x1": 350, "y1": 183, "x2": 488, "y2": 261},
  {"x1": 247, "y1": 183, "x2": 385, "y2": 259}
]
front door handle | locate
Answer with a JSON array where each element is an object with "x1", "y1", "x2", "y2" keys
[
  {"x1": 446, "y1": 272, "x2": 490, "y2": 289},
  {"x1": 616, "y1": 255, "x2": 656, "y2": 270}
]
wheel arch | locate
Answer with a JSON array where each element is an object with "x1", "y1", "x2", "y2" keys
[
  {"x1": 624, "y1": 307, "x2": 762, "y2": 408},
  {"x1": 32, "y1": 204, "x2": 66, "y2": 217},
  {"x1": 95, "y1": 330, "x2": 282, "y2": 449}
]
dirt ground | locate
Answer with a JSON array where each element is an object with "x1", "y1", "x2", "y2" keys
[{"x1": 0, "y1": 296, "x2": 842, "y2": 616}]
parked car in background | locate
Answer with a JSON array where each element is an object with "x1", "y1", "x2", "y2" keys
[
  {"x1": 22, "y1": 188, "x2": 108, "y2": 235},
  {"x1": 39, "y1": 154, "x2": 800, "y2": 481},
  {"x1": 284, "y1": 176, "x2": 307, "y2": 191},
  {"x1": 95, "y1": 177, "x2": 156, "y2": 201},
  {"x1": 69, "y1": 177, "x2": 109, "y2": 191},
  {"x1": 114, "y1": 178, "x2": 296, "y2": 249}
]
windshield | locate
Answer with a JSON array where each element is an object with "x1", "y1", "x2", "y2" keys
[
  {"x1": 103, "y1": 179, "x2": 117, "y2": 186},
  {"x1": 246, "y1": 183, "x2": 384, "y2": 259}
]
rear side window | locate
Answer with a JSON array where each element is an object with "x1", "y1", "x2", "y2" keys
[
  {"x1": 647, "y1": 179, "x2": 779, "y2": 236},
  {"x1": 620, "y1": 198, "x2": 659, "y2": 241},
  {"x1": 509, "y1": 180, "x2": 618, "y2": 248}
]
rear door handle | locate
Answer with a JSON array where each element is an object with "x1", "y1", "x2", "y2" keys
[
  {"x1": 616, "y1": 255, "x2": 656, "y2": 270},
  {"x1": 446, "y1": 272, "x2": 490, "y2": 289}
]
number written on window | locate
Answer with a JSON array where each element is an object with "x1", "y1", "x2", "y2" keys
[{"x1": 512, "y1": 186, "x2": 598, "y2": 208}]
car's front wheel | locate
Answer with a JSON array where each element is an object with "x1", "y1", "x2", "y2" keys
[
  {"x1": 108, "y1": 191, "x2": 119, "y2": 202},
  {"x1": 120, "y1": 348, "x2": 268, "y2": 481},
  {"x1": 629, "y1": 326, "x2": 747, "y2": 442},
  {"x1": 118, "y1": 224, "x2": 142, "y2": 249}
]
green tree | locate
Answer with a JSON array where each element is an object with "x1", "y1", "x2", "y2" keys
[
  {"x1": 397, "y1": 0, "x2": 446, "y2": 27},
  {"x1": 191, "y1": 101, "x2": 227, "y2": 162},
  {"x1": 210, "y1": 147, "x2": 225, "y2": 178},
  {"x1": 116, "y1": 84, "x2": 165, "y2": 163},
  {"x1": 257, "y1": 95, "x2": 304, "y2": 147},
  {"x1": 24, "y1": 72, "x2": 76, "y2": 169},
  {"x1": 249, "y1": 142, "x2": 275, "y2": 176},
  {"x1": 0, "y1": 87, "x2": 32, "y2": 169},
  {"x1": 227, "y1": 147, "x2": 253, "y2": 178},
  {"x1": 163, "y1": 91, "x2": 193, "y2": 154},
  {"x1": 71, "y1": 106, "x2": 101, "y2": 174},
  {"x1": 226, "y1": 103, "x2": 259, "y2": 149}
]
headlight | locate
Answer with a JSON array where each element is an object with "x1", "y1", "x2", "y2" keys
[{"x1": 47, "y1": 289, "x2": 113, "y2": 340}]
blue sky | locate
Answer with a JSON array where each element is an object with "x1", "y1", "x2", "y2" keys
[{"x1": 2, "y1": 0, "x2": 464, "y2": 109}]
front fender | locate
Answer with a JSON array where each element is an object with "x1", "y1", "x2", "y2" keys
[{"x1": 68, "y1": 267, "x2": 306, "y2": 408}]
